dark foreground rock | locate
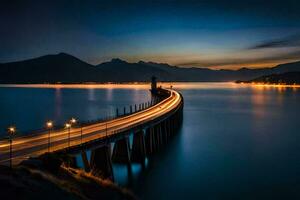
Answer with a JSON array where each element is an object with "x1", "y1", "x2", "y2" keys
[{"x1": 0, "y1": 153, "x2": 136, "y2": 200}]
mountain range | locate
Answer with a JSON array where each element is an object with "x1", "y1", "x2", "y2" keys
[{"x1": 1, "y1": 52, "x2": 300, "y2": 83}]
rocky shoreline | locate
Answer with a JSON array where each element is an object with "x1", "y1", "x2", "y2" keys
[{"x1": 0, "y1": 153, "x2": 136, "y2": 200}]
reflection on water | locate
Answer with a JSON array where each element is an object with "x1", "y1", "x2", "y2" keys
[
  {"x1": 0, "y1": 86, "x2": 151, "y2": 134},
  {"x1": 54, "y1": 88, "x2": 62, "y2": 119},
  {"x1": 1, "y1": 82, "x2": 300, "y2": 199}
]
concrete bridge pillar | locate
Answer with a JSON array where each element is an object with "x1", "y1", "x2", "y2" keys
[
  {"x1": 162, "y1": 120, "x2": 169, "y2": 144},
  {"x1": 168, "y1": 117, "x2": 174, "y2": 137},
  {"x1": 112, "y1": 137, "x2": 131, "y2": 165},
  {"x1": 172, "y1": 115, "x2": 176, "y2": 134},
  {"x1": 166, "y1": 119, "x2": 171, "y2": 138},
  {"x1": 155, "y1": 124, "x2": 163, "y2": 149},
  {"x1": 81, "y1": 150, "x2": 91, "y2": 172},
  {"x1": 131, "y1": 130, "x2": 146, "y2": 163},
  {"x1": 153, "y1": 126, "x2": 160, "y2": 152},
  {"x1": 90, "y1": 144, "x2": 114, "y2": 180},
  {"x1": 145, "y1": 127, "x2": 156, "y2": 155}
]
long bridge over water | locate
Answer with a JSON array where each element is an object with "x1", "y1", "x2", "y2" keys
[{"x1": 0, "y1": 84, "x2": 184, "y2": 179}]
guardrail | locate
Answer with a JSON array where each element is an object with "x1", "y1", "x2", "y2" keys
[{"x1": 0, "y1": 88, "x2": 178, "y2": 165}]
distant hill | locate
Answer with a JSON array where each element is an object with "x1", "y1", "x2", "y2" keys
[
  {"x1": 1, "y1": 52, "x2": 300, "y2": 83},
  {"x1": 0, "y1": 53, "x2": 104, "y2": 83},
  {"x1": 96, "y1": 58, "x2": 170, "y2": 82},
  {"x1": 237, "y1": 72, "x2": 300, "y2": 85}
]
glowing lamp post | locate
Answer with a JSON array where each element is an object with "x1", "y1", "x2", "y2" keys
[
  {"x1": 70, "y1": 118, "x2": 77, "y2": 124},
  {"x1": 65, "y1": 123, "x2": 71, "y2": 147},
  {"x1": 46, "y1": 121, "x2": 53, "y2": 152},
  {"x1": 67, "y1": 117, "x2": 77, "y2": 148},
  {"x1": 70, "y1": 117, "x2": 82, "y2": 145},
  {"x1": 7, "y1": 126, "x2": 16, "y2": 168}
]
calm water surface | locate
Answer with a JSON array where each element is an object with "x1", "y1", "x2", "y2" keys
[
  {"x1": 0, "y1": 85, "x2": 151, "y2": 135},
  {"x1": 0, "y1": 83, "x2": 300, "y2": 199}
]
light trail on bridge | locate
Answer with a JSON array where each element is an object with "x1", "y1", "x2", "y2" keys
[{"x1": 0, "y1": 89, "x2": 182, "y2": 165}]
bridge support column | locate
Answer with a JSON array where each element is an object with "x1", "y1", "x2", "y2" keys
[
  {"x1": 81, "y1": 150, "x2": 91, "y2": 172},
  {"x1": 165, "y1": 119, "x2": 170, "y2": 139},
  {"x1": 159, "y1": 123, "x2": 166, "y2": 145},
  {"x1": 162, "y1": 120, "x2": 169, "y2": 144},
  {"x1": 131, "y1": 130, "x2": 146, "y2": 163},
  {"x1": 155, "y1": 124, "x2": 163, "y2": 149},
  {"x1": 170, "y1": 117, "x2": 175, "y2": 136},
  {"x1": 145, "y1": 127, "x2": 156, "y2": 155},
  {"x1": 112, "y1": 137, "x2": 131, "y2": 165},
  {"x1": 153, "y1": 125, "x2": 159, "y2": 150},
  {"x1": 152, "y1": 126, "x2": 159, "y2": 152},
  {"x1": 90, "y1": 144, "x2": 114, "y2": 180}
]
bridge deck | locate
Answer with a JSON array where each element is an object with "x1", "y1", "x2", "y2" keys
[{"x1": 0, "y1": 89, "x2": 182, "y2": 165}]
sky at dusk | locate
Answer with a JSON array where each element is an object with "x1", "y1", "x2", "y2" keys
[{"x1": 1, "y1": 0, "x2": 300, "y2": 69}]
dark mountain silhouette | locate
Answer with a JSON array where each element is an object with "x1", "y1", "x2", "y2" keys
[
  {"x1": 96, "y1": 58, "x2": 170, "y2": 82},
  {"x1": 0, "y1": 53, "x2": 300, "y2": 83},
  {"x1": 237, "y1": 71, "x2": 300, "y2": 84},
  {"x1": 0, "y1": 53, "x2": 104, "y2": 83}
]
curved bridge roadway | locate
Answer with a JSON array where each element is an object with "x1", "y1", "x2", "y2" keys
[{"x1": 0, "y1": 89, "x2": 182, "y2": 165}]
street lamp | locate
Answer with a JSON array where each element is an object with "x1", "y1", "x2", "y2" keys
[
  {"x1": 70, "y1": 117, "x2": 78, "y2": 146},
  {"x1": 7, "y1": 126, "x2": 16, "y2": 168},
  {"x1": 71, "y1": 118, "x2": 82, "y2": 145},
  {"x1": 70, "y1": 117, "x2": 77, "y2": 124},
  {"x1": 46, "y1": 121, "x2": 53, "y2": 152},
  {"x1": 65, "y1": 123, "x2": 71, "y2": 147}
]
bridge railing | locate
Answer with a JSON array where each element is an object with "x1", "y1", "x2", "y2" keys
[{"x1": 0, "y1": 88, "x2": 178, "y2": 165}]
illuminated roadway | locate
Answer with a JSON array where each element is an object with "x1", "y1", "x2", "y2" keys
[{"x1": 0, "y1": 89, "x2": 182, "y2": 165}]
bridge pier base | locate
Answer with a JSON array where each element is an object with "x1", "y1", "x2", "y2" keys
[
  {"x1": 90, "y1": 144, "x2": 114, "y2": 180},
  {"x1": 131, "y1": 130, "x2": 146, "y2": 163},
  {"x1": 112, "y1": 137, "x2": 131, "y2": 165}
]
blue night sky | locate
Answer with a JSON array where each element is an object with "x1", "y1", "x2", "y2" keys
[{"x1": 1, "y1": 0, "x2": 300, "y2": 69}]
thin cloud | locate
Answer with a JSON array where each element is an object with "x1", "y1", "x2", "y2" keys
[
  {"x1": 249, "y1": 34, "x2": 300, "y2": 49},
  {"x1": 176, "y1": 49, "x2": 300, "y2": 68}
]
